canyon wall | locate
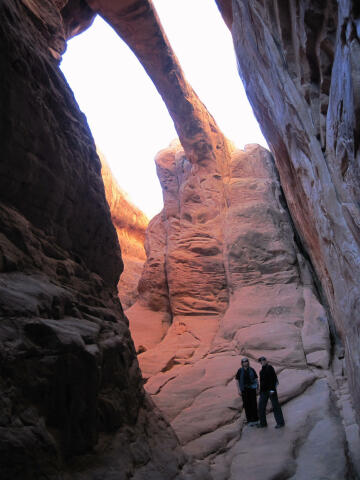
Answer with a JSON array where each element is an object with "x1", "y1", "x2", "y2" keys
[
  {"x1": 2, "y1": 0, "x2": 360, "y2": 478},
  {"x1": 84, "y1": 0, "x2": 360, "y2": 475},
  {"x1": 0, "y1": 1, "x2": 202, "y2": 478},
  {"x1": 100, "y1": 153, "x2": 148, "y2": 309},
  {"x1": 128, "y1": 141, "x2": 360, "y2": 479},
  {"x1": 215, "y1": 0, "x2": 360, "y2": 421}
]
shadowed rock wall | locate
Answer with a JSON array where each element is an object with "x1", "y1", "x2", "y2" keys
[
  {"x1": 216, "y1": 0, "x2": 360, "y2": 421},
  {"x1": 0, "y1": 1, "x2": 203, "y2": 478},
  {"x1": 0, "y1": 0, "x2": 121, "y2": 285}
]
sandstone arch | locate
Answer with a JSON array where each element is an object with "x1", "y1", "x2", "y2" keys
[{"x1": 1, "y1": 0, "x2": 360, "y2": 479}]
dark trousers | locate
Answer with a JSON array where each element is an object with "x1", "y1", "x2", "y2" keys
[
  {"x1": 258, "y1": 390, "x2": 285, "y2": 426},
  {"x1": 241, "y1": 388, "x2": 258, "y2": 422}
]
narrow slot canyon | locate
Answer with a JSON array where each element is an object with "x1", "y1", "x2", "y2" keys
[{"x1": 1, "y1": 1, "x2": 360, "y2": 480}]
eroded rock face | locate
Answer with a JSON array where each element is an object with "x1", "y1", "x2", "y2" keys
[
  {"x1": 0, "y1": 1, "x2": 200, "y2": 478},
  {"x1": 3, "y1": 0, "x2": 360, "y2": 477},
  {"x1": 100, "y1": 153, "x2": 148, "y2": 309},
  {"x1": 217, "y1": 0, "x2": 360, "y2": 421},
  {"x1": 84, "y1": 1, "x2": 360, "y2": 474},
  {"x1": 128, "y1": 142, "x2": 360, "y2": 478},
  {"x1": 85, "y1": 0, "x2": 236, "y2": 332}
]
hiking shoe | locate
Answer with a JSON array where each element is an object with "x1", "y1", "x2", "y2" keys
[{"x1": 275, "y1": 424, "x2": 285, "y2": 429}]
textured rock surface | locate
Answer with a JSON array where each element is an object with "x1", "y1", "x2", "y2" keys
[
  {"x1": 86, "y1": 1, "x2": 360, "y2": 475},
  {"x1": 100, "y1": 153, "x2": 148, "y2": 309},
  {"x1": 3, "y1": 0, "x2": 360, "y2": 478},
  {"x1": 86, "y1": 2, "x2": 233, "y2": 320},
  {"x1": 0, "y1": 1, "x2": 203, "y2": 479},
  {"x1": 128, "y1": 142, "x2": 360, "y2": 478},
  {"x1": 89, "y1": 0, "x2": 235, "y2": 363},
  {"x1": 216, "y1": 0, "x2": 360, "y2": 422}
]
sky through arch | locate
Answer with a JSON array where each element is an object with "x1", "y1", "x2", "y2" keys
[{"x1": 61, "y1": 0, "x2": 267, "y2": 219}]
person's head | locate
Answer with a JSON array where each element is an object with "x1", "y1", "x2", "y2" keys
[
  {"x1": 258, "y1": 356, "x2": 268, "y2": 366},
  {"x1": 241, "y1": 357, "x2": 250, "y2": 369}
]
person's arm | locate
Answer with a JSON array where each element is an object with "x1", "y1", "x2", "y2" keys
[
  {"x1": 251, "y1": 368, "x2": 259, "y2": 388},
  {"x1": 255, "y1": 372, "x2": 260, "y2": 395},
  {"x1": 269, "y1": 366, "x2": 277, "y2": 393},
  {"x1": 237, "y1": 383, "x2": 242, "y2": 395},
  {"x1": 235, "y1": 369, "x2": 242, "y2": 395},
  {"x1": 251, "y1": 368, "x2": 259, "y2": 394}
]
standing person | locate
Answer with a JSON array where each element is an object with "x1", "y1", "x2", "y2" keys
[
  {"x1": 257, "y1": 356, "x2": 285, "y2": 429},
  {"x1": 235, "y1": 357, "x2": 259, "y2": 426}
]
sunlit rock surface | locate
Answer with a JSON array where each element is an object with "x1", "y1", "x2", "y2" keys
[
  {"x1": 128, "y1": 142, "x2": 360, "y2": 478},
  {"x1": 0, "y1": 1, "x2": 203, "y2": 478},
  {"x1": 100, "y1": 153, "x2": 148, "y2": 309},
  {"x1": 216, "y1": 0, "x2": 360, "y2": 424}
]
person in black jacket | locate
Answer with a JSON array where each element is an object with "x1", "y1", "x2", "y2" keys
[
  {"x1": 235, "y1": 358, "x2": 259, "y2": 426},
  {"x1": 257, "y1": 356, "x2": 285, "y2": 428}
]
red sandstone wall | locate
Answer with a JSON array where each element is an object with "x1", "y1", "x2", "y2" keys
[
  {"x1": 0, "y1": 1, "x2": 196, "y2": 478},
  {"x1": 100, "y1": 153, "x2": 148, "y2": 308},
  {"x1": 224, "y1": 0, "x2": 360, "y2": 422}
]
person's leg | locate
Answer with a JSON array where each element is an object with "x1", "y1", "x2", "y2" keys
[
  {"x1": 242, "y1": 390, "x2": 252, "y2": 422},
  {"x1": 258, "y1": 391, "x2": 268, "y2": 426},
  {"x1": 270, "y1": 391, "x2": 285, "y2": 426},
  {"x1": 248, "y1": 389, "x2": 258, "y2": 422}
]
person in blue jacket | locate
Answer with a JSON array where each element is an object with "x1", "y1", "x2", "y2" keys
[{"x1": 235, "y1": 357, "x2": 259, "y2": 426}]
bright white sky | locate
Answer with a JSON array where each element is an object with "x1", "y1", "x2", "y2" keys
[{"x1": 61, "y1": 0, "x2": 267, "y2": 219}]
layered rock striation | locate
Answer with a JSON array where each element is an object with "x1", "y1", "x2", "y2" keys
[
  {"x1": 88, "y1": 0, "x2": 235, "y2": 366},
  {"x1": 216, "y1": 0, "x2": 360, "y2": 421},
  {"x1": 128, "y1": 141, "x2": 360, "y2": 479},
  {"x1": 100, "y1": 153, "x2": 148, "y2": 309},
  {"x1": 86, "y1": 0, "x2": 233, "y2": 318}
]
